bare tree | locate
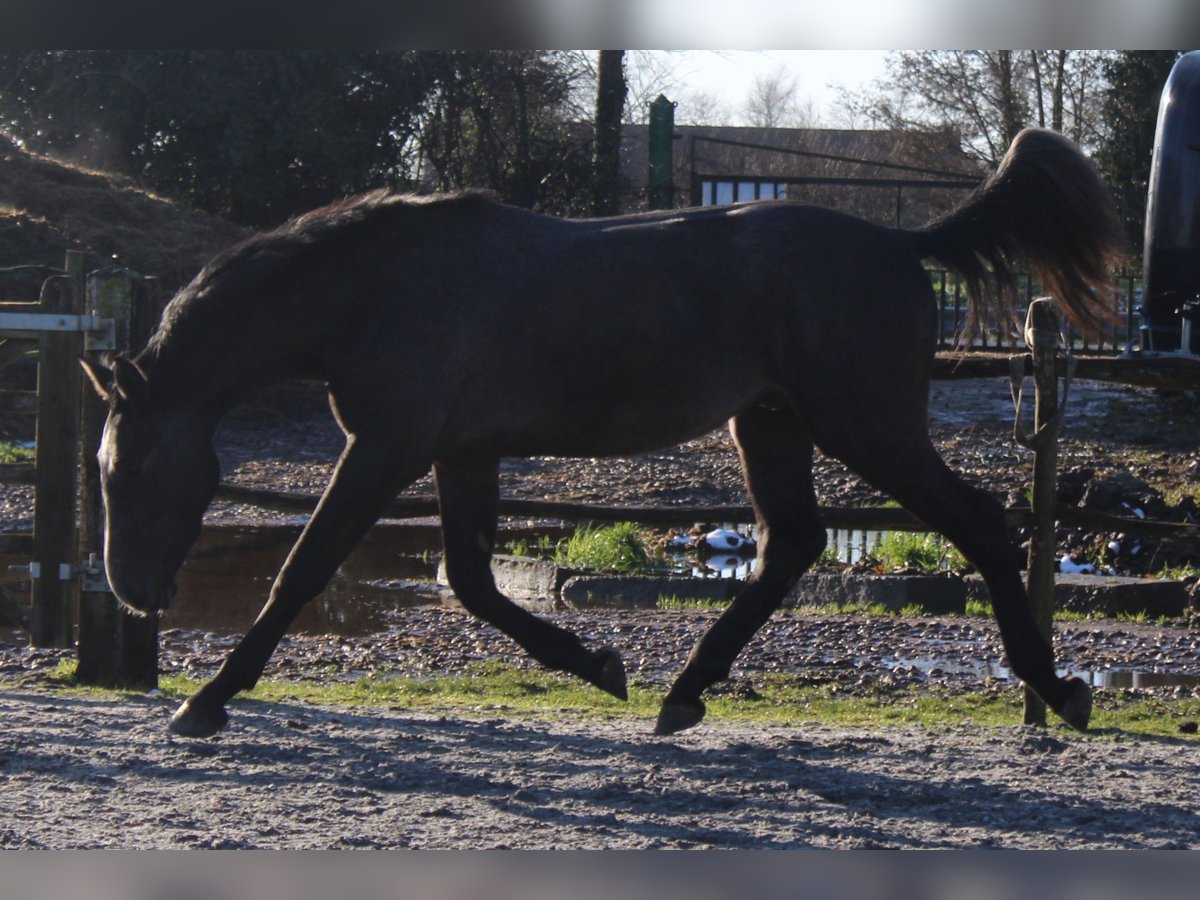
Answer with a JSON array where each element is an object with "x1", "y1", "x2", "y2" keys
[
  {"x1": 846, "y1": 51, "x2": 1110, "y2": 165},
  {"x1": 620, "y1": 51, "x2": 688, "y2": 124},
  {"x1": 744, "y1": 65, "x2": 818, "y2": 128},
  {"x1": 675, "y1": 88, "x2": 732, "y2": 126}
]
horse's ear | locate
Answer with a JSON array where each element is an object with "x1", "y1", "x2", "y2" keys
[
  {"x1": 79, "y1": 358, "x2": 113, "y2": 402},
  {"x1": 111, "y1": 356, "x2": 149, "y2": 407}
]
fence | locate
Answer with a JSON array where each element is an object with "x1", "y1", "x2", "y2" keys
[
  {"x1": 931, "y1": 268, "x2": 1141, "y2": 353},
  {"x1": 0, "y1": 255, "x2": 162, "y2": 688}
]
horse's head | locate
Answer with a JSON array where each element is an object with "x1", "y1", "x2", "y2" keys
[{"x1": 81, "y1": 357, "x2": 219, "y2": 616}]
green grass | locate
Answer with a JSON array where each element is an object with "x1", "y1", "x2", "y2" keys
[
  {"x1": 868, "y1": 531, "x2": 969, "y2": 573},
  {"x1": 504, "y1": 534, "x2": 555, "y2": 558},
  {"x1": 553, "y1": 522, "x2": 662, "y2": 574},
  {"x1": 815, "y1": 544, "x2": 844, "y2": 566},
  {"x1": 790, "y1": 600, "x2": 895, "y2": 617},
  {"x1": 34, "y1": 659, "x2": 1200, "y2": 739},
  {"x1": 1157, "y1": 563, "x2": 1200, "y2": 581},
  {"x1": 964, "y1": 598, "x2": 993, "y2": 617},
  {"x1": 0, "y1": 441, "x2": 34, "y2": 463},
  {"x1": 656, "y1": 594, "x2": 730, "y2": 611}
]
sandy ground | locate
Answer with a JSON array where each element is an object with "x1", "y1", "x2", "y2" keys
[
  {"x1": 3, "y1": 681, "x2": 1200, "y2": 849},
  {"x1": 4, "y1": 378, "x2": 1200, "y2": 849}
]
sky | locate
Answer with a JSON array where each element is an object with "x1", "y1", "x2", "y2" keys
[{"x1": 644, "y1": 50, "x2": 891, "y2": 125}]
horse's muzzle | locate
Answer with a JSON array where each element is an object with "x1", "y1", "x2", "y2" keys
[{"x1": 108, "y1": 566, "x2": 177, "y2": 616}]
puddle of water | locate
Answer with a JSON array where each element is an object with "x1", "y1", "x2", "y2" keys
[
  {"x1": 896, "y1": 654, "x2": 1200, "y2": 691},
  {"x1": 161, "y1": 523, "x2": 445, "y2": 636},
  {"x1": 0, "y1": 522, "x2": 571, "y2": 639},
  {"x1": 666, "y1": 527, "x2": 886, "y2": 579}
]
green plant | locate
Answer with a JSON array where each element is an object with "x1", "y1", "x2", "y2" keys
[
  {"x1": 815, "y1": 544, "x2": 844, "y2": 566},
  {"x1": 873, "y1": 532, "x2": 968, "y2": 573},
  {"x1": 790, "y1": 600, "x2": 894, "y2": 617},
  {"x1": 554, "y1": 522, "x2": 661, "y2": 574},
  {"x1": 0, "y1": 441, "x2": 34, "y2": 463},
  {"x1": 964, "y1": 598, "x2": 994, "y2": 617},
  {"x1": 504, "y1": 533, "x2": 555, "y2": 558},
  {"x1": 656, "y1": 595, "x2": 730, "y2": 611},
  {"x1": 1116, "y1": 610, "x2": 1150, "y2": 624},
  {"x1": 1156, "y1": 563, "x2": 1200, "y2": 581}
]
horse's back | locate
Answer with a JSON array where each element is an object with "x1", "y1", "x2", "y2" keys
[{"x1": 387, "y1": 199, "x2": 936, "y2": 457}]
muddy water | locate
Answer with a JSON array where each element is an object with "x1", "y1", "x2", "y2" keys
[
  {"x1": 0, "y1": 523, "x2": 569, "y2": 640},
  {"x1": 895, "y1": 653, "x2": 1200, "y2": 691},
  {"x1": 161, "y1": 523, "x2": 446, "y2": 636},
  {"x1": 162, "y1": 522, "x2": 585, "y2": 636}
]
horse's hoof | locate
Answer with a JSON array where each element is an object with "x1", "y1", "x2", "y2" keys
[
  {"x1": 653, "y1": 699, "x2": 706, "y2": 736},
  {"x1": 593, "y1": 647, "x2": 628, "y2": 701},
  {"x1": 1056, "y1": 675, "x2": 1092, "y2": 732},
  {"x1": 168, "y1": 698, "x2": 229, "y2": 738}
]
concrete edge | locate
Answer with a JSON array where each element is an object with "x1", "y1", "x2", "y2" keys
[{"x1": 433, "y1": 555, "x2": 1191, "y2": 617}]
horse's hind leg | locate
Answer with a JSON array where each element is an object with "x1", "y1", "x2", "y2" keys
[
  {"x1": 434, "y1": 457, "x2": 627, "y2": 699},
  {"x1": 656, "y1": 406, "x2": 826, "y2": 735},
  {"x1": 170, "y1": 438, "x2": 430, "y2": 737},
  {"x1": 824, "y1": 428, "x2": 1091, "y2": 731}
]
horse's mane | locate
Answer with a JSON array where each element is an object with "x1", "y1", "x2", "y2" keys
[
  {"x1": 147, "y1": 189, "x2": 499, "y2": 353},
  {"x1": 205, "y1": 188, "x2": 498, "y2": 274}
]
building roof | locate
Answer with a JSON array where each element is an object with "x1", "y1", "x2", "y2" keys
[{"x1": 617, "y1": 121, "x2": 984, "y2": 226}]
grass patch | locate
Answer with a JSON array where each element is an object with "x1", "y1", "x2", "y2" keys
[
  {"x1": 1156, "y1": 563, "x2": 1200, "y2": 581},
  {"x1": 867, "y1": 531, "x2": 968, "y2": 574},
  {"x1": 1160, "y1": 485, "x2": 1200, "y2": 508},
  {"x1": 175, "y1": 666, "x2": 1200, "y2": 739},
  {"x1": 19, "y1": 660, "x2": 1200, "y2": 740},
  {"x1": 0, "y1": 441, "x2": 34, "y2": 463},
  {"x1": 790, "y1": 600, "x2": 894, "y2": 617},
  {"x1": 964, "y1": 598, "x2": 993, "y2": 617},
  {"x1": 553, "y1": 522, "x2": 663, "y2": 574},
  {"x1": 504, "y1": 534, "x2": 555, "y2": 559},
  {"x1": 159, "y1": 661, "x2": 661, "y2": 719},
  {"x1": 656, "y1": 595, "x2": 730, "y2": 611},
  {"x1": 816, "y1": 544, "x2": 844, "y2": 566}
]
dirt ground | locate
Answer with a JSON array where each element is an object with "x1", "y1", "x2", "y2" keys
[{"x1": 4, "y1": 680, "x2": 1200, "y2": 849}]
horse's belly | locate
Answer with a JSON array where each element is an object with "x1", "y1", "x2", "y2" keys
[{"x1": 484, "y1": 391, "x2": 748, "y2": 459}]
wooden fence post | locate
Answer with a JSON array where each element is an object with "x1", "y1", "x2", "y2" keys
[
  {"x1": 75, "y1": 268, "x2": 159, "y2": 689},
  {"x1": 1016, "y1": 298, "x2": 1070, "y2": 726},
  {"x1": 28, "y1": 274, "x2": 84, "y2": 648}
]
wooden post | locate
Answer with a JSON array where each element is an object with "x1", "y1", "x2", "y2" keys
[
  {"x1": 75, "y1": 268, "x2": 159, "y2": 689},
  {"x1": 1021, "y1": 299, "x2": 1064, "y2": 726},
  {"x1": 29, "y1": 275, "x2": 83, "y2": 648}
]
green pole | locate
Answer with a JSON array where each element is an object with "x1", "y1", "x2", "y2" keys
[{"x1": 648, "y1": 94, "x2": 676, "y2": 210}]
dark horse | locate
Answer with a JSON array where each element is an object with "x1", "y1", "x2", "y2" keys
[{"x1": 82, "y1": 128, "x2": 1123, "y2": 739}]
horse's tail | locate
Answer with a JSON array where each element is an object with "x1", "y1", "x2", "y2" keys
[{"x1": 911, "y1": 127, "x2": 1126, "y2": 338}]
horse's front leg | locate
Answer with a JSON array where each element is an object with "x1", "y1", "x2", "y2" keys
[
  {"x1": 434, "y1": 456, "x2": 627, "y2": 699},
  {"x1": 169, "y1": 437, "x2": 427, "y2": 737}
]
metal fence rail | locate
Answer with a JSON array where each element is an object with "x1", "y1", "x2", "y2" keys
[{"x1": 931, "y1": 268, "x2": 1140, "y2": 352}]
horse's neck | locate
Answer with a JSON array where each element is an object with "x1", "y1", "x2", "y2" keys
[{"x1": 139, "y1": 325, "x2": 315, "y2": 423}]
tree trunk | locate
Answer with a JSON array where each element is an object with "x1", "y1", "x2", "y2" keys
[
  {"x1": 1052, "y1": 50, "x2": 1067, "y2": 133},
  {"x1": 995, "y1": 50, "x2": 1024, "y2": 147},
  {"x1": 592, "y1": 50, "x2": 626, "y2": 216},
  {"x1": 1031, "y1": 52, "x2": 1046, "y2": 126}
]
